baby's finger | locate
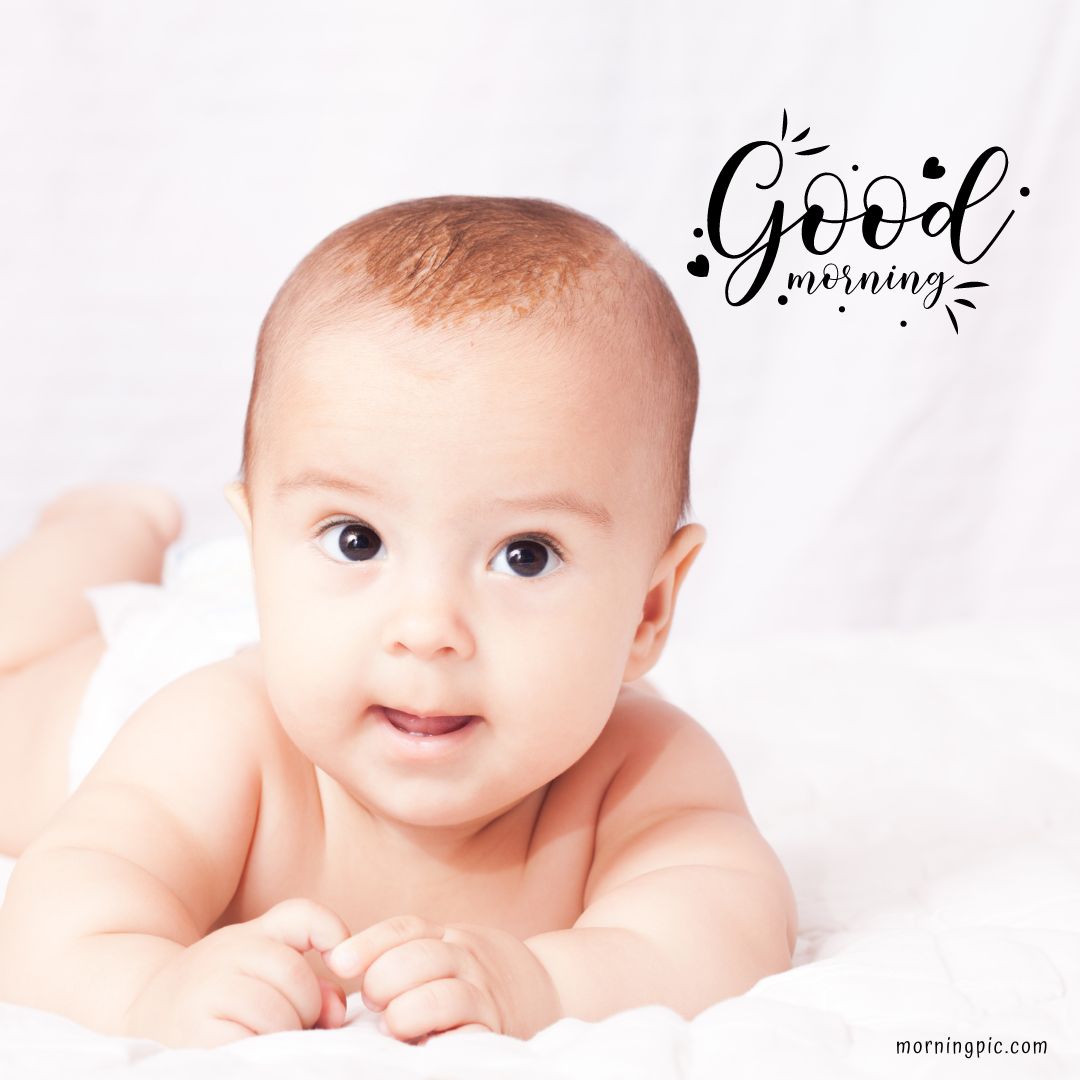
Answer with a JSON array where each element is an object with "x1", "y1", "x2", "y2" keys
[
  {"x1": 434, "y1": 1023, "x2": 492, "y2": 1038},
  {"x1": 314, "y1": 978, "x2": 348, "y2": 1030},
  {"x1": 362, "y1": 936, "x2": 461, "y2": 1011},
  {"x1": 325, "y1": 914, "x2": 445, "y2": 979},
  {"x1": 213, "y1": 971, "x2": 307, "y2": 1035},
  {"x1": 233, "y1": 938, "x2": 326, "y2": 1029},
  {"x1": 251, "y1": 897, "x2": 352, "y2": 956},
  {"x1": 382, "y1": 977, "x2": 495, "y2": 1042},
  {"x1": 196, "y1": 1016, "x2": 260, "y2": 1047}
]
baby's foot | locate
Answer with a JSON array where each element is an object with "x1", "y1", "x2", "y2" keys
[{"x1": 35, "y1": 485, "x2": 184, "y2": 546}]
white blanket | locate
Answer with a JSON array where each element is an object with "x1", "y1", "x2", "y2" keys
[{"x1": 3, "y1": 618, "x2": 1079, "y2": 1078}]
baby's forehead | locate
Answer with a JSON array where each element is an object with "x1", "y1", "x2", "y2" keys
[
  {"x1": 264, "y1": 291, "x2": 658, "y2": 455},
  {"x1": 284, "y1": 304, "x2": 634, "y2": 402},
  {"x1": 265, "y1": 321, "x2": 652, "y2": 487}
]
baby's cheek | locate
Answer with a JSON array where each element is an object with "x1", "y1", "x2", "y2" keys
[{"x1": 260, "y1": 633, "x2": 332, "y2": 728}]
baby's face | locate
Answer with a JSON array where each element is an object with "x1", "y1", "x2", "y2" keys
[{"x1": 231, "y1": 309, "x2": 674, "y2": 837}]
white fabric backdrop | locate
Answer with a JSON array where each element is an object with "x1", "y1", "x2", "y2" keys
[{"x1": 1, "y1": 0, "x2": 1078, "y2": 644}]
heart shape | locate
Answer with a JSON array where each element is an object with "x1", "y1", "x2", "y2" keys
[
  {"x1": 922, "y1": 156, "x2": 945, "y2": 179},
  {"x1": 687, "y1": 253, "x2": 709, "y2": 278}
]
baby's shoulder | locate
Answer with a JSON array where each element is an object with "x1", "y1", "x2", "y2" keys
[
  {"x1": 591, "y1": 688, "x2": 748, "y2": 852},
  {"x1": 211, "y1": 645, "x2": 326, "y2": 818},
  {"x1": 212, "y1": 644, "x2": 297, "y2": 766},
  {"x1": 543, "y1": 686, "x2": 739, "y2": 816}
]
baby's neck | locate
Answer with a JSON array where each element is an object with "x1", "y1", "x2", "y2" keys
[{"x1": 314, "y1": 767, "x2": 553, "y2": 875}]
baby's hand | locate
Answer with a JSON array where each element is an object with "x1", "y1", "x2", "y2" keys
[
  {"x1": 123, "y1": 898, "x2": 352, "y2": 1047},
  {"x1": 325, "y1": 915, "x2": 562, "y2": 1043}
]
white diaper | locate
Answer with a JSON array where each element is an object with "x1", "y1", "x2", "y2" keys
[{"x1": 68, "y1": 533, "x2": 261, "y2": 796}]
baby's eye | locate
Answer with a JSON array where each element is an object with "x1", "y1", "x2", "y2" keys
[
  {"x1": 317, "y1": 520, "x2": 386, "y2": 564},
  {"x1": 490, "y1": 536, "x2": 563, "y2": 579}
]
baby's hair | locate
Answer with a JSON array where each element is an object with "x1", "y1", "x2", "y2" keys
[{"x1": 239, "y1": 195, "x2": 698, "y2": 553}]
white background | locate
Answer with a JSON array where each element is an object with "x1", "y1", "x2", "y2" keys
[{"x1": 1, "y1": 0, "x2": 1078, "y2": 649}]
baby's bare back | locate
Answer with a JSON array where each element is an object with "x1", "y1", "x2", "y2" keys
[{"x1": 0, "y1": 645, "x2": 626, "y2": 1027}]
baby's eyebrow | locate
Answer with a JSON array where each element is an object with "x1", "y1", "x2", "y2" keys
[
  {"x1": 274, "y1": 471, "x2": 377, "y2": 503},
  {"x1": 488, "y1": 492, "x2": 613, "y2": 530},
  {"x1": 273, "y1": 470, "x2": 613, "y2": 530}
]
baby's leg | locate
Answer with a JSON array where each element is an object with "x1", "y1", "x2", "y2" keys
[
  {"x1": 0, "y1": 484, "x2": 182, "y2": 673},
  {"x1": 0, "y1": 485, "x2": 182, "y2": 854}
]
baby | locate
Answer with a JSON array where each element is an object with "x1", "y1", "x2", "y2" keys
[{"x1": 0, "y1": 195, "x2": 796, "y2": 1047}]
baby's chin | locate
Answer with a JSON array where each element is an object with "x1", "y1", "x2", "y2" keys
[
  {"x1": 347, "y1": 783, "x2": 535, "y2": 837},
  {"x1": 326, "y1": 746, "x2": 551, "y2": 832}
]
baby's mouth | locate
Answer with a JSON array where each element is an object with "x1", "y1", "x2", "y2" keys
[{"x1": 380, "y1": 707, "x2": 477, "y2": 737}]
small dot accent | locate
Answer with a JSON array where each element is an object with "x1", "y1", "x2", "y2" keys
[{"x1": 778, "y1": 295, "x2": 788, "y2": 305}]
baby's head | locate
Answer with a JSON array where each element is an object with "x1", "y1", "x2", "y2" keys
[{"x1": 225, "y1": 195, "x2": 705, "y2": 837}]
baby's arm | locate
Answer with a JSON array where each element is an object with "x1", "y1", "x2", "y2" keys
[
  {"x1": 523, "y1": 692, "x2": 797, "y2": 1022},
  {"x1": 0, "y1": 662, "x2": 348, "y2": 1042}
]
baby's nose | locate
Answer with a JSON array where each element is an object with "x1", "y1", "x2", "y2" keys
[{"x1": 380, "y1": 592, "x2": 475, "y2": 660}]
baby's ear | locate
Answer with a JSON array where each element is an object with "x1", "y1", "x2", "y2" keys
[
  {"x1": 623, "y1": 523, "x2": 707, "y2": 682},
  {"x1": 223, "y1": 481, "x2": 253, "y2": 539}
]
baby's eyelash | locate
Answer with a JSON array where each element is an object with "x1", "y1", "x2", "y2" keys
[
  {"x1": 513, "y1": 531, "x2": 567, "y2": 560},
  {"x1": 315, "y1": 514, "x2": 368, "y2": 537},
  {"x1": 314, "y1": 517, "x2": 567, "y2": 560}
]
